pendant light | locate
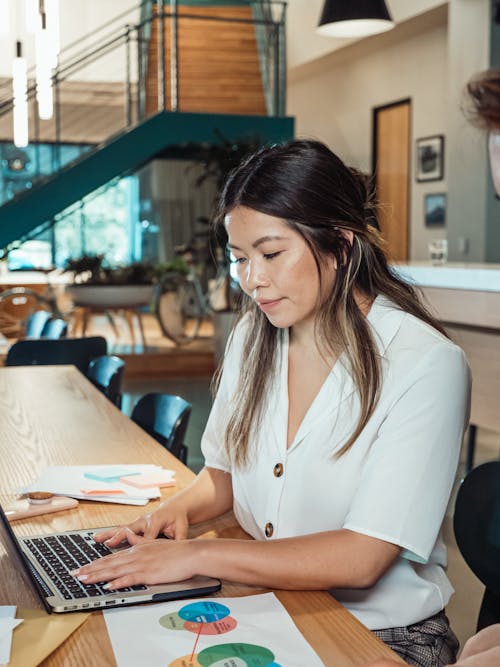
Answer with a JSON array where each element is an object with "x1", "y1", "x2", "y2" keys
[
  {"x1": 35, "y1": 10, "x2": 53, "y2": 120},
  {"x1": 13, "y1": 42, "x2": 29, "y2": 148},
  {"x1": 317, "y1": 0, "x2": 395, "y2": 39}
]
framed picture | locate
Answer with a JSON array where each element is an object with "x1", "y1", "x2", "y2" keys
[
  {"x1": 424, "y1": 193, "x2": 446, "y2": 226},
  {"x1": 416, "y1": 135, "x2": 444, "y2": 182}
]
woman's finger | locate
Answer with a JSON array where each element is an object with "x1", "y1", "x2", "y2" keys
[
  {"x1": 142, "y1": 513, "x2": 162, "y2": 540},
  {"x1": 102, "y1": 573, "x2": 143, "y2": 591},
  {"x1": 173, "y1": 517, "x2": 189, "y2": 540}
]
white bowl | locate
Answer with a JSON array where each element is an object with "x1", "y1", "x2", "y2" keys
[{"x1": 67, "y1": 285, "x2": 154, "y2": 308}]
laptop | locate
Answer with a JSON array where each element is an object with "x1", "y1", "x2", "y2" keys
[{"x1": 0, "y1": 502, "x2": 221, "y2": 613}]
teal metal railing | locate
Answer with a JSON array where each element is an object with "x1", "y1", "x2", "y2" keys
[
  {"x1": 0, "y1": 1, "x2": 287, "y2": 208},
  {"x1": 0, "y1": 1, "x2": 289, "y2": 256}
]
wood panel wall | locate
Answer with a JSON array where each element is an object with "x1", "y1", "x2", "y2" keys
[{"x1": 146, "y1": 5, "x2": 267, "y2": 115}]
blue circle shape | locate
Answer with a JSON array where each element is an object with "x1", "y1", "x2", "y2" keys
[{"x1": 178, "y1": 601, "x2": 230, "y2": 624}]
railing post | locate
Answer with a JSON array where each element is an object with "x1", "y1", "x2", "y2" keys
[
  {"x1": 159, "y1": 0, "x2": 166, "y2": 110},
  {"x1": 33, "y1": 94, "x2": 40, "y2": 178},
  {"x1": 170, "y1": 0, "x2": 178, "y2": 111},
  {"x1": 273, "y1": 21, "x2": 279, "y2": 117},
  {"x1": 126, "y1": 24, "x2": 132, "y2": 127},
  {"x1": 137, "y1": 23, "x2": 143, "y2": 121},
  {"x1": 279, "y1": 2, "x2": 287, "y2": 117},
  {"x1": 54, "y1": 68, "x2": 61, "y2": 169}
]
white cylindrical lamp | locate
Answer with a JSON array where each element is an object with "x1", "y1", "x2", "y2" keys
[{"x1": 13, "y1": 41, "x2": 29, "y2": 148}]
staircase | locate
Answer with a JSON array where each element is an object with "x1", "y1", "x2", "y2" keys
[
  {"x1": 146, "y1": 5, "x2": 267, "y2": 115},
  {"x1": 0, "y1": 1, "x2": 291, "y2": 254}
]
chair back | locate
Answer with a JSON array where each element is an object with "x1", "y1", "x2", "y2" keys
[
  {"x1": 86, "y1": 355, "x2": 125, "y2": 407},
  {"x1": 40, "y1": 317, "x2": 68, "y2": 339},
  {"x1": 6, "y1": 336, "x2": 107, "y2": 374},
  {"x1": 25, "y1": 310, "x2": 51, "y2": 338},
  {"x1": 454, "y1": 461, "x2": 500, "y2": 630},
  {"x1": 131, "y1": 393, "x2": 191, "y2": 463}
]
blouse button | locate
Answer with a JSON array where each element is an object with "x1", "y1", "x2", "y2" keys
[
  {"x1": 273, "y1": 463, "x2": 283, "y2": 477},
  {"x1": 264, "y1": 522, "x2": 274, "y2": 538}
]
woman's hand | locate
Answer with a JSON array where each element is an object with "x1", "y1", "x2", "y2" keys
[
  {"x1": 92, "y1": 467, "x2": 233, "y2": 548},
  {"x1": 71, "y1": 532, "x2": 199, "y2": 590},
  {"x1": 93, "y1": 499, "x2": 190, "y2": 548}
]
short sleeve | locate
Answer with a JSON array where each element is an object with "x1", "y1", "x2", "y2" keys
[
  {"x1": 201, "y1": 315, "x2": 249, "y2": 472},
  {"x1": 343, "y1": 343, "x2": 471, "y2": 563}
]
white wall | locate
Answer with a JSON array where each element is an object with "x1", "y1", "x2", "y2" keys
[
  {"x1": 287, "y1": 0, "x2": 447, "y2": 70},
  {"x1": 446, "y1": 0, "x2": 491, "y2": 261},
  {"x1": 288, "y1": 9, "x2": 448, "y2": 260}
]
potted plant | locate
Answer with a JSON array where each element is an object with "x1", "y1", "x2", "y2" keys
[{"x1": 65, "y1": 255, "x2": 188, "y2": 308}]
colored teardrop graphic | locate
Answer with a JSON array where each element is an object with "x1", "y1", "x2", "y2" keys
[
  {"x1": 159, "y1": 612, "x2": 190, "y2": 631},
  {"x1": 178, "y1": 601, "x2": 231, "y2": 624},
  {"x1": 197, "y1": 643, "x2": 274, "y2": 667},
  {"x1": 184, "y1": 616, "x2": 237, "y2": 635}
]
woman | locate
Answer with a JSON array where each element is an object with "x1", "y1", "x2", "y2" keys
[
  {"x1": 73, "y1": 140, "x2": 470, "y2": 667},
  {"x1": 466, "y1": 69, "x2": 500, "y2": 196}
]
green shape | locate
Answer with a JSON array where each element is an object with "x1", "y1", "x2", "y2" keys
[
  {"x1": 158, "y1": 612, "x2": 188, "y2": 631},
  {"x1": 198, "y1": 643, "x2": 274, "y2": 667}
]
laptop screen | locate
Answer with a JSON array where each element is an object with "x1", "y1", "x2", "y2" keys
[{"x1": 0, "y1": 501, "x2": 49, "y2": 609}]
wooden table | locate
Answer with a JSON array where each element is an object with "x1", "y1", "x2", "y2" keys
[{"x1": 0, "y1": 366, "x2": 400, "y2": 667}]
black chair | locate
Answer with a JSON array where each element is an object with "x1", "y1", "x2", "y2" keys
[
  {"x1": 6, "y1": 336, "x2": 107, "y2": 374},
  {"x1": 40, "y1": 317, "x2": 68, "y2": 339},
  {"x1": 465, "y1": 423, "x2": 478, "y2": 475},
  {"x1": 86, "y1": 355, "x2": 125, "y2": 407},
  {"x1": 131, "y1": 393, "x2": 191, "y2": 464},
  {"x1": 25, "y1": 310, "x2": 51, "y2": 338},
  {"x1": 454, "y1": 461, "x2": 500, "y2": 631}
]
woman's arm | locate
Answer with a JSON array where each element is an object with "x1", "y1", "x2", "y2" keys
[
  {"x1": 73, "y1": 527, "x2": 400, "y2": 591},
  {"x1": 93, "y1": 466, "x2": 233, "y2": 544},
  {"x1": 195, "y1": 529, "x2": 401, "y2": 589}
]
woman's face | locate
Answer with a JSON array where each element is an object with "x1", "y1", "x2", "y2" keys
[
  {"x1": 225, "y1": 205, "x2": 336, "y2": 331},
  {"x1": 488, "y1": 130, "x2": 500, "y2": 196}
]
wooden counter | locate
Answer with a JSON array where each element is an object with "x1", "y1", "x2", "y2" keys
[{"x1": 394, "y1": 262, "x2": 500, "y2": 432}]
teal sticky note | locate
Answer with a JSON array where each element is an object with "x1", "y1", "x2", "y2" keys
[{"x1": 84, "y1": 468, "x2": 141, "y2": 483}]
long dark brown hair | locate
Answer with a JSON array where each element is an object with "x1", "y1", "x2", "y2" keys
[
  {"x1": 215, "y1": 139, "x2": 447, "y2": 468},
  {"x1": 466, "y1": 69, "x2": 500, "y2": 130}
]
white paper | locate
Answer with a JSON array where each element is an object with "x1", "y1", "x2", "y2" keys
[
  {"x1": 104, "y1": 593, "x2": 324, "y2": 667},
  {"x1": 0, "y1": 607, "x2": 22, "y2": 665},
  {"x1": 16, "y1": 465, "x2": 167, "y2": 505}
]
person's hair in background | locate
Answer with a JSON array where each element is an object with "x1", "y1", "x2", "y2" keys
[
  {"x1": 216, "y1": 139, "x2": 446, "y2": 467},
  {"x1": 466, "y1": 69, "x2": 500, "y2": 130},
  {"x1": 465, "y1": 69, "x2": 500, "y2": 198}
]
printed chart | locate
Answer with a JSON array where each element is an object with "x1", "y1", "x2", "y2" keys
[{"x1": 103, "y1": 593, "x2": 324, "y2": 667}]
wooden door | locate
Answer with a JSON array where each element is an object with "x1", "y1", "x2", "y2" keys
[{"x1": 372, "y1": 100, "x2": 411, "y2": 261}]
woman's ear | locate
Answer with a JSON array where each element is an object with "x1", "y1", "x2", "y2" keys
[
  {"x1": 331, "y1": 228, "x2": 354, "y2": 269},
  {"x1": 336, "y1": 228, "x2": 354, "y2": 246}
]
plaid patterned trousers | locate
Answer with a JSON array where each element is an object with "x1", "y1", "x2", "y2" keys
[{"x1": 373, "y1": 611, "x2": 459, "y2": 667}]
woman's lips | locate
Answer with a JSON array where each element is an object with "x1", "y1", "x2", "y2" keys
[{"x1": 256, "y1": 298, "x2": 283, "y2": 313}]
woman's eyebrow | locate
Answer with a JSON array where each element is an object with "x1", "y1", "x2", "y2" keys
[{"x1": 227, "y1": 235, "x2": 288, "y2": 251}]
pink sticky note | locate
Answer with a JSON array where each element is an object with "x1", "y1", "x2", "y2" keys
[{"x1": 120, "y1": 471, "x2": 177, "y2": 489}]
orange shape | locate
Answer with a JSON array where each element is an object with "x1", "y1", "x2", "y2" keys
[
  {"x1": 168, "y1": 655, "x2": 202, "y2": 667},
  {"x1": 184, "y1": 616, "x2": 238, "y2": 635}
]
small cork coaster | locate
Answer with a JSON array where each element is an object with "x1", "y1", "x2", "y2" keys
[{"x1": 27, "y1": 492, "x2": 55, "y2": 505}]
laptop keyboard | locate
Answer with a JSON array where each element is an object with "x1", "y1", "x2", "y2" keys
[{"x1": 24, "y1": 532, "x2": 147, "y2": 601}]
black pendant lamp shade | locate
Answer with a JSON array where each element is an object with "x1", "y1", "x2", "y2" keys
[{"x1": 318, "y1": 0, "x2": 395, "y2": 38}]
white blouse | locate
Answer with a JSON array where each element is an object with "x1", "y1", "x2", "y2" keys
[{"x1": 201, "y1": 296, "x2": 471, "y2": 630}]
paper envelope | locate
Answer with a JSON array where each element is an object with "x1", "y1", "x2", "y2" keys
[{"x1": 8, "y1": 608, "x2": 88, "y2": 667}]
